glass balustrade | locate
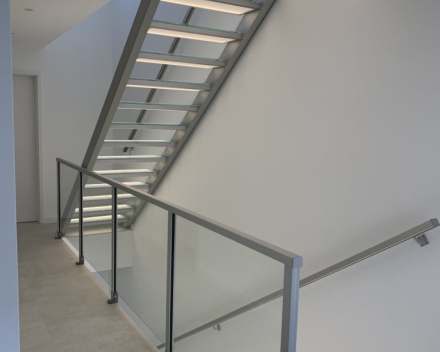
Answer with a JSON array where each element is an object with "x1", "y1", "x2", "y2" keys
[{"x1": 57, "y1": 158, "x2": 302, "y2": 352}]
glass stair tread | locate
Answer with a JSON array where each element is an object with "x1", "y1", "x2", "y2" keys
[
  {"x1": 96, "y1": 155, "x2": 165, "y2": 163},
  {"x1": 149, "y1": 20, "x2": 242, "y2": 43},
  {"x1": 110, "y1": 122, "x2": 187, "y2": 130},
  {"x1": 85, "y1": 181, "x2": 149, "y2": 189},
  {"x1": 94, "y1": 169, "x2": 156, "y2": 176},
  {"x1": 74, "y1": 205, "x2": 133, "y2": 213},
  {"x1": 160, "y1": 0, "x2": 261, "y2": 15},
  {"x1": 137, "y1": 51, "x2": 225, "y2": 68},
  {"x1": 118, "y1": 101, "x2": 198, "y2": 112},
  {"x1": 127, "y1": 78, "x2": 210, "y2": 92},
  {"x1": 103, "y1": 140, "x2": 176, "y2": 147},
  {"x1": 83, "y1": 194, "x2": 136, "y2": 202},
  {"x1": 70, "y1": 214, "x2": 127, "y2": 224}
]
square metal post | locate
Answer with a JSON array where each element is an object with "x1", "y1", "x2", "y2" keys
[
  {"x1": 75, "y1": 172, "x2": 84, "y2": 265},
  {"x1": 166, "y1": 212, "x2": 176, "y2": 352},
  {"x1": 280, "y1": 258, "x2": 303, "y2": 352},
  {"x1": 108, "y1": 186, "x2": 118, "y2": 304},
  {"x1": 55, "y1": 161, "x2": 62, "y2": 239}
]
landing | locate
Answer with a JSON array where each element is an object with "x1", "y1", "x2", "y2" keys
[{"x1": 18, "y1": 222, "x2": 157, "y2": 352}]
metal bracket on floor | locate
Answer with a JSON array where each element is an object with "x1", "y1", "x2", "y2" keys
[
  {"x1": 75, "y1": 256, "x2": 84, "y2": 266},
  {"x1": 107, "y1": 291, "x2": 119, "y2": 305},
  {"x1": 414, "y1": 234, "x2": 429, "y2": 247},
  {"x1": 55, "y1": 231, "x2": 63, "y2": 240},
  {"x1": 213, "y1": 324, "x2": 222, "y2": 332}
]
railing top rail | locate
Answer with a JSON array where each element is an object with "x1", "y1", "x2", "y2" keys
[
  {"x1": 57, "y1": 157, "x2": 302, "y2": 267},
  {"x1": 156, "y1": 218, "x2": 439, "y2": 349}
]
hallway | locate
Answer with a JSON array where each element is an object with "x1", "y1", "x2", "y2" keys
[{"x1": 18, "y1": 222, "x2": 157, "y2": 352}]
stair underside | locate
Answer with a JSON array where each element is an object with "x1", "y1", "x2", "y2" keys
[{"x1": 72, "y1": 0, "x2": 271, "y2": 234}]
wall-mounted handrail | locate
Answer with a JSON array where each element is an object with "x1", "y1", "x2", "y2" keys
[
  {"x1": 57, "y1": 157, "x2": 302, "y2": 267},
  {"x1": 155, "y1": 218, "x2": 439, "y2": 349}
]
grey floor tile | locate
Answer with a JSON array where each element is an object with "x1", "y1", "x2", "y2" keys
[{"x1": 18, "y1": 222, "x2": 157, "y2": 352}]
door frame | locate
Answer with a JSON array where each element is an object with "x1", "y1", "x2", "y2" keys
[{"x1": 13, "y1": 70, "x2": 44, "y2": 223}]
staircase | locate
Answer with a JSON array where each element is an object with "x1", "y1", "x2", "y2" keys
[{"x1": 62, "y1": 0, "x2": 276, "y2": 233}]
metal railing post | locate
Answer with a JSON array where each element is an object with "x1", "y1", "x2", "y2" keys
[
  {"x1": 280, "y1": 259, "x2": 303, "y2": 352},
  {"x1": 108, "y1": 186, "x2": 119, "y2": 304},
  {"x1": 166, "y1": 212, "x2": 176, "y2": 352},
  {"x1": 55, "y1": 161, "x2": 62, "y2": 239},
  {"x1": 75, "y1": 172, "x2": 84, "y2": 265}
]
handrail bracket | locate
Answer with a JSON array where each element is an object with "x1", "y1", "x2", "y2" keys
[{"x1": 414, "y1": 233, "x2": 430, "y2": 247}]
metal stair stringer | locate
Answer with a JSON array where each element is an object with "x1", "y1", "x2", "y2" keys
[
  {"x1": 61, "y1": 0, "x2": 278, "y2": 233},
  {"x1": 125, "y1": 0, "x2": 277, "y2": 227},
  {"x1": 60, "y1": 0, "x2": 160, "y2": 234}
]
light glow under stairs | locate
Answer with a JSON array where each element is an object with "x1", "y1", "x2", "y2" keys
[
  {"x1": 110, "y1": 122, "x2": 187, "y2": 130},
  {"x1": 85, "y1": 182, "x2": 149, "y2": 189},
  {"x1": 148, "y1": 21, "x2": 242, "y2": 43},
  {"x1": 73, "y1": 204, "x2": 133, "y2": 217},
  {"x1": 136, "y1": 51, "x2": 226, "y2": 69},
  {"x1": 161, "y1": 0, "x2": 261, "y2": 15},
  {"x1": 70, "y1": 214, "x2": 127, "y2": 225},
  {"x1": 95, "y1": 169, "x2": 156, "y2": 177},
  {"x1": 103, "y1": 140, "x2": 176, "y2": 147},
  {"x1": 126, "y1": 78, "x2": 211, "y2": 92}
]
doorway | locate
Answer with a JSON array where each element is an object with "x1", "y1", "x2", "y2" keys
[{"x1": 13, "y1": 74, "x2": 39, "y2": 223}]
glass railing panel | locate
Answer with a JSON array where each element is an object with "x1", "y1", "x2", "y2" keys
[
  {"x1": 59, "y1": 163, "x2": 79, "y2": 237},
  {"x1": 78, "y1": 175, "x2": 114, "y2": 287},
  {"x1": 174, "y1": 296, "x2": 283, "y2": 352},
  {"x1": 116, "y1": 193, "x2": 168, "y2": 345},
  {"x1": 173, "y1": 216, "x2": 284, "y2": 351}
]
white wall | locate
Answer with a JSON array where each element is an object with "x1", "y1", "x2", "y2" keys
[
  {"x1": 129, "y1": 0, "x2": 440, "y2": 351},
  {"x1": 11, "y1": 0, "x2": 191, "y2": 223},
  {"x1": 0, "y1": 0, "x2": 20, "y2": 350},
  {"x1": 12, "y1": 0, "x2": 142, "y2": 223},
  {"x1": 10, "y1": 0, "x2": 440, "y2": 349}
]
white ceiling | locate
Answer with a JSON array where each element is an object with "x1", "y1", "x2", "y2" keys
[{"x1": 11, "y1": 0, "x2": 112, "y2": 49}]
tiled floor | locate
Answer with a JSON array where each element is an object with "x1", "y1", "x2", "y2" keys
[{"x1": 18, "y1": 222, "x2": 157, "y2": 352}]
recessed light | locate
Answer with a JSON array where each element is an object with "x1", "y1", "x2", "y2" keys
[{"x1": 24, "y1": 8, "x2": 34, "y2": 12}]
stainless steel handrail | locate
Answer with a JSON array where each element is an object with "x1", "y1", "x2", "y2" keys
[
  {"x1": 155, "y1": 218, "x2": 439, "y2": 349},
  {"x1": 57, "y1": 157, "x2": 301, "y2": 267}
]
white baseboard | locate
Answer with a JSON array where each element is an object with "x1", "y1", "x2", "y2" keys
[{"x1": 40, "y1": 217, "x2": 57, "y2": 224}]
